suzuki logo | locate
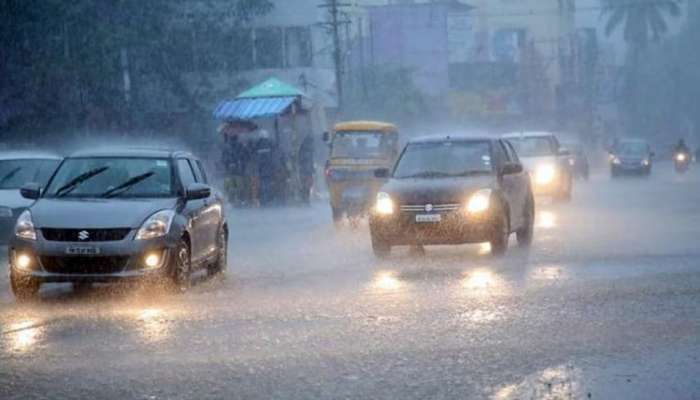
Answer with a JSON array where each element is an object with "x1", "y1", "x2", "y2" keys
[
  {"x1": 78, "y1": 230, "x2": 90, "y2": 241},
  {"x1": 425, "y1": 204, "x2": 434, "y2": 212}
]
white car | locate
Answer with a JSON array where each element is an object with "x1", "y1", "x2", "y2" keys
[{"x1": 502, "y1": 132, "x2": 573, "y2": 201}]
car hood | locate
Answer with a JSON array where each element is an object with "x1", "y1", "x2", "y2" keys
[
  {"x1": 616, "y1": 154, "x2": 646, "y2": 162},
  {"x1": 382, "y1": 176, "x2": 495, "y2": 205},
  {"x1": 519, "y1": 156, "x2": 558, "y2": 172},
  {"x1": 30, "y1": 198, "x2": 179, "y2": 229},
  {"x1": 0, "y1": 189, "x2": 33, "y2": 210}
]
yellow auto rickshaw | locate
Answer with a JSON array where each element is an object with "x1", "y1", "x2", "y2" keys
[{"x1": 323, "y1": 121, "x2": 399, "y2": 224}]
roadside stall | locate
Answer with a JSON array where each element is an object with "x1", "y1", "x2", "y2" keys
[{"x1": 213, "y1": 78, "x2": 313, "y2": 206}]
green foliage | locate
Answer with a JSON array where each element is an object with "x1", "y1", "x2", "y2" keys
[
  {"x1": 0, "y1": 0, "x2": 273, "y2": 134},
  {"x1": 602, "y1": 0, "x2": 682, "y2": 47}
]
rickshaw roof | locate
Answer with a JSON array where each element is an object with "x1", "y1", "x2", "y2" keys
[{"x1": 334, "y1": 121, "x2": 398, "y2": 133}]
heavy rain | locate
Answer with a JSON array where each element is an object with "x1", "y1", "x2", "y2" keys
[{"x1": 1, "y1": 1, "x2": 700, "y2": 399}]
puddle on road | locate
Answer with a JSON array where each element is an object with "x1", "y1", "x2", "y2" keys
[{"x1": 2, "y1": 319, "x2": 45, "y2": 354}]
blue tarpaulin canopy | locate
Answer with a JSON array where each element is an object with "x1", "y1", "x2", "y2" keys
[{"x1": 213, "y1": 96, "x2": 296, "y2": 121}]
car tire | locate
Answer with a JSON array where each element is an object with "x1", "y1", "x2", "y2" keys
[
  {"x1": 208, "y1": 228, "x2": 228, "y2": 277},
  {"x1": 332, "y1": 207, "x2": 343, "y2": 227},
  {"x1": 169, "y1": 239, "x2": 191, "y2": 293},
  {"x1": 516, "y1": 195, "x2": 534, "y2": 247},
  {"x1": 10, "y1": 270, "x2": 40, "y2": 302},
  {"x1": 557, "y1": 175, "x2": 573, "y2": 202},
  {"x1": 371, "y1": 234, "x2": 391, "y2": 258},
  {"x1": 489, "y1": 211, "x2": 509, "y2": 256}
]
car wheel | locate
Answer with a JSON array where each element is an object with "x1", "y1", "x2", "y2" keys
[
  {"x1": 10, "y1": 270, "x2": 40, "y2": 302},
  {"x1": 489, "y1": 211, "x2": 509, "y2": 256},
  {"x1": 332, "y1": 207, "x2": 343, "y2": 227},
  {"x1": 169, "y1": 239, "x2": 191, "y2": 293},
  {"x1": 516, "y1": 195, "x2": 534, "y2": 247},
  {"x1": 371, "y1": 234, "x2": 391, "y2": 258},
  {"x1": 557, "y1": 176, "x2": 573, "y2": 202},
  {"x1": 208, "y1": 228, "x2": 228, "y2": 277}
]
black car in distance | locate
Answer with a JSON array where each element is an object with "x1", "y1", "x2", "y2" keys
[
  {"x1": 610, "y1": 138, "x2": 654, "y2": 177},
  {"x1": 9, "y1": 148, "x2": 228, "y2": 301},
  {"x1": 369, "y1": 136, "x2": 534, "y2": 257}
]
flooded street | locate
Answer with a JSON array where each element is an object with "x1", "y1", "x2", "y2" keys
[{"x1": 2, "y1": 163, "x2": 700, "y2": 399}]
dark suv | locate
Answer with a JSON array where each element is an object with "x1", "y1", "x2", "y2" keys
[
  {"x1": 9, "y1": 148, "x2": 228, "y2": 300},
  {"x1": 369, "y1": 136, "x2": 534, "y2": 257}
]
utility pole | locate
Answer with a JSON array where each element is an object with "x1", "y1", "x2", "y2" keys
[{"x1": 318, "y1": 0, "x2": 350, "y2": 112}]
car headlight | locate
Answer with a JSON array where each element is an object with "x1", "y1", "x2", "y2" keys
[
  {"x1": 15, "y1": 210, "x2": 36, "y2": 240},
  {"x1": 375, "y1": 192, "x2": 394, "y2": 215},
  {"x1": 135, "y1": 210, "x2": 175, "y2": 240},
  {"x1": 466, "y1": 189, "x2": 491, "y2": 214},
  {"x1": 612, "y1": 157, "x2": 621, "y2": 165},
  {"x1": 676, "y1": 153, "x2": 687, "y2": 162},
  {"x1": 534, "y1": 164, "x2": 556, "y2": 185},
  {"x1": 642, "y1": 159, "x2": 650, "y2": 166},
  {"x1": 568, "y1": 158, "x2": 576, "y2": 166}
]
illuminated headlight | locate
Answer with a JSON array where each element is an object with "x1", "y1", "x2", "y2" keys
[
  {"x1": 144, "y1": 251, "x2": 164, "y2": 269},
  {"x1": 642, "y1": 159, "x2": 650, "y2": 166},
  {"x1": 534, "y1": 165, "x2": 557, "y2": 185},
  {"x1": 15, "y1": 253, "x2": 33, "y2": 271},
  {"x1": 135, "y1": 210, "x2": 175, "y2": 240},
  {"x1": 568, "y1": 158, "x2": 576, "y2": 166},
  {"x1": 15, "y1": 210, "x2": 36, "y2": 240},
  {"x1": 676, "y1": 153, "x2": 687, "y2": 162},
  {"x1": 612, "y1": 157, "x2": 621, "y2": 165},
  {"x1": 374, "y1": 192, "x2": 394, "y2": 215},
  {"x1": 466, "y1": 189, "x2": 491, "y2": 214}
]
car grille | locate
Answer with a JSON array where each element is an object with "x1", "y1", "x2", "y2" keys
[
  {"x1": 400, "y1": 204, "x2": 462, "y2": 213},
  {"x1": 42, "y1": 228, "x2": 131, "y2": 242},
  {"x1": 40, "y1": 256, "x2": 129, "y2": 274}
]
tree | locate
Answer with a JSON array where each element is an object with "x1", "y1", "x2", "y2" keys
[
  {"x1": 601, "y1": 0, "x2": 682, "y2": 133},
  {"x1": 0, "y1": 0, "x2": 273, "y2": 138}
]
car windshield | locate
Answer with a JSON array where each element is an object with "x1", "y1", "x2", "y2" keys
[
  {"x1": 393, "y1": 141, "x2": 492, "y2": 179},
  {"x1": 509, "y1": 137, "x2": 556, "y2": 157},
  {"x1": 331, "y1": 131, "x2": 394, "y2": 159},
  {"x1": 44, "y1": 157, "x2": 174, "y2": 198},
  {"x1": 0, "y1": 159, "x2": 60, "y2": 190},
  {"x1": 616, "y1": 142, "x2": 648, "y2": 156}
]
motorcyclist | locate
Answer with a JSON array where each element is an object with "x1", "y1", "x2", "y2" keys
[{"x1": 674, "y1": 139, "x2": 690, "y2": 157}]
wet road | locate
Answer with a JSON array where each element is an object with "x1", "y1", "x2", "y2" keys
[{"x1": 2, "y1": 163, "x2": 700, "y2": 399}]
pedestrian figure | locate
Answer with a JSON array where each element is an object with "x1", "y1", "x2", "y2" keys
[{"x1": 298, "y1": 135, "x2": 315, "y2": 205}]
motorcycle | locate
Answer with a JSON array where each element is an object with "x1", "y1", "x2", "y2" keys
[{"x1": 674, "y1": 151, "x2": 690, "y2": 174}]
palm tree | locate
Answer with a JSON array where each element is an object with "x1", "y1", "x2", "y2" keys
[
  {"x1": 601, "y1": 0, "x2": 682, "y2": 132},
  {"x1": 602, "y1": 0, "x2": 682, "y2": 49}
]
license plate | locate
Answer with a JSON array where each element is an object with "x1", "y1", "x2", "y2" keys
[
  {"x1": 416, "y1": 214, "x2": 441, "y2": 223},
  {"x1": 66, "y1": 246, "x2": 100, "y2": 255}
]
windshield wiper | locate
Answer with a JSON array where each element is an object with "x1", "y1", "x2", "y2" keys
[
  {"x1": 101, "y1": 171, "x2": 155, "y2": 198},
  {"x1": 399, "y1": 171, "x2": 451, "y2": 179},
  {"x1": 0, "y1": 167, "x2": 22, "y2": 186},
  {"x1": 55, "y1": 166, "x2": 110, "y2": 197},
  {"x1": 452, "y1": 170, "x2": 490, "y2": 177}
]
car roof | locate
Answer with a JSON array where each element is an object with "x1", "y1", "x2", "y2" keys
[
  {"x1": 408, "y1": 134, "x2": 497, "y2": 144},
  {"x1": 0, "y1": 150, "x2": 62, "y2": 161},
  {"x1": 502, "y1": 131, "x2": 556, "y2": 139},
  {"x1": 67, "y1": 147, "x2": 195, "y2": 159},
  {"x1": 334, "y1": 120, "x2": 398, "y2": 133}
]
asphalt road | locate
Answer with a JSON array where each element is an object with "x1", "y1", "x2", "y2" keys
[{"x1": 2, "y1": 163, "x2": 700, "y2": 399}]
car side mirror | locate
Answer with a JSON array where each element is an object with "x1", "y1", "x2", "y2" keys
[
  {"x1": 185, "y1": 183, "x2": 211, "y2": 201},
  {"x1": 20, "y1": 183, "x2": 41, "y2": 200},
  {"x1": 501, "y1": 163, "x2": 523, "y2": 175},
  {"x1": 374, "y1": 168, "x2": 390, "y2": 179},
  {"x1": 322, "y1": 131, "x2": 330, "y2": 143}
]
